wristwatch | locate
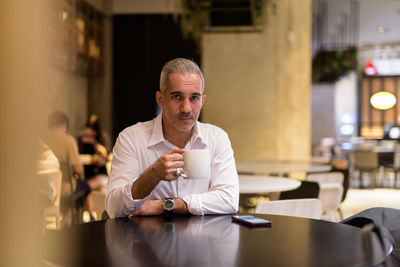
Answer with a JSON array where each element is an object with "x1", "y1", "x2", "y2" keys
[{"x1": 162, "y1": 198, "x2": 175, "y2": 216}]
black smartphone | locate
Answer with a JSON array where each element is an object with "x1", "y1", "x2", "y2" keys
[{"x1": 231, "y1": 215, "x2": 272, "y2": 227}]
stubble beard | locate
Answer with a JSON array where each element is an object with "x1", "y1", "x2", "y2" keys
[{"x1": 173, "y1": 112, "x2": 197, "y2": 132}]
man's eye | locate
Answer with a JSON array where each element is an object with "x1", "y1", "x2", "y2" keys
[
  {"x1": 172, "y1": 95, "x2": 181, "y2": 100},
  {"x1": 191, "y1": 96, "x2": 200, "y2": 101}
]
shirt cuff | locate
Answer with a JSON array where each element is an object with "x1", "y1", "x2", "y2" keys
[
  {"x1": 121, "y1": 180, "x2": 148, "y2": 216},
  {"x1": 182, "y1": 194, "x2": 204, "y2": 215}
]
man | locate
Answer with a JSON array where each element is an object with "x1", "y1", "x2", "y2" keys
[
  {"x1": 44, "y1": 111, "x2": 83, "y2": 177},
  {"x1": 106, "y1": 58, "x2": 239, "y2": 218}
]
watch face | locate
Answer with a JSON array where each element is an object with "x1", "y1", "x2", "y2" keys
[{"x1": 163, "y1": 199, "x2": 174, "y2": 211}]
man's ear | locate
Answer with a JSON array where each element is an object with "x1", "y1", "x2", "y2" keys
[
  {"x1": 156, "y1": 91, "x2": 163, "y2": 108},
  {"x1": 201, "y1": 94, "x2": 206, "y2": 106}
]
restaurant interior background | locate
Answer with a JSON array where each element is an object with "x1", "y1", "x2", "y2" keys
[
  {"x1": 27, "y1": 0, "x2": 400, "y2": 161},
  {"x1": 2, "y1": 0, "x2": 400, "y2": 265}
]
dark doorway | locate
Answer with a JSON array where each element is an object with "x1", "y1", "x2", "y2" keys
[{"x1": 112, "y1": 14, "x2": 200, "y2": 141}]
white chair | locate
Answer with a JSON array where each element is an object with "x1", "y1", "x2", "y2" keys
[
  {"x1": 255, "y1": 198, "x2": 322, "y2": 219},
  {"x1": 44, "y1": 171, "x2": 62, "y2": 229},
  {"x1": 306, "y1": 172, "x2": 344, "y2": 221}
]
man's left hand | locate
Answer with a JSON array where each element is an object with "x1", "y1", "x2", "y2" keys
[{"x1": 131, "y1": 199, "x2": 164, "y2": 216}]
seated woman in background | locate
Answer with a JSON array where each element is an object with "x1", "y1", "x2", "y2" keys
[{"x1": 78, "y1": 114, "x2": 109, "y2": 220}]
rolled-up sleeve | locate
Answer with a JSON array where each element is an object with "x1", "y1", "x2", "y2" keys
[
  {"x1": 182, "y1": 130, "x2": 239, "y2": 215},
  {"x1": 105, "y1": 132, "x2": 148, "y2": 218}
]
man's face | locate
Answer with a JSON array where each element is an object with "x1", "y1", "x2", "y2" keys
[{"x1": 156, "y1": 71, "x2": 206, "y2": 134}]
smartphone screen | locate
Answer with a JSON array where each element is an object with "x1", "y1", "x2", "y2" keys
[{"x1": 232, "y1": 215, "x2": 272, "y2": 227}]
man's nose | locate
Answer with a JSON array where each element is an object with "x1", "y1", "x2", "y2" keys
[{"x1": 180, "y1": 98, "x2": 192, "y2": 112}]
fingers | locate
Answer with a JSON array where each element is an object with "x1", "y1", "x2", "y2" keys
[
  {"x1": 170, "y1": 148, "x2": 185, "y2": 154},
  {"x1": 165, "y1": 164, "x2": 182, "y2": 180},
  {"x1": 166, "y1": 148, "x2": 185, "y2": 160},
  {"x1": 152, "y1": 149, "x2": 186, "y2": 181}
]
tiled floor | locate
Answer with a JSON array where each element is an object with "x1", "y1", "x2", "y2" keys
[{"x1": 340, "y1": 188, "x2": 400, "y2": 219}]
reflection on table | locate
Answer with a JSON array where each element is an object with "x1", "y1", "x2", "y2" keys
[
  {"x1": 43, "y1": 214, "x2": 391, "y2": 267},
  {"x1": 107, "y1": 216, "x2": 238, "y2": 267}
]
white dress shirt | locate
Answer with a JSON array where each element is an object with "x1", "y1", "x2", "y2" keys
[{"x1": 106, "y1": 113, "x2": 239, "y2": 218}]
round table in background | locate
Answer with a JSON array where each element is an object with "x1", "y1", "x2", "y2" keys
[
  {"x1": 238, "y1": 175, "x2": 302, "y2": 211},
  {"x1": 239, "y1": 175, "x2": 301, "y2": 194},
  {"x1": 236, "y1": 159, "x2": 332, "y2": 176}
]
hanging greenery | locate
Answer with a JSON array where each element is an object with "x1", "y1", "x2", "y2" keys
[
  {"x1": 169, "y1": 0, "x2": 268, "y2": 50},
  {"x1": 312, "y1": 48, "x2": 357, "y2": 83}
]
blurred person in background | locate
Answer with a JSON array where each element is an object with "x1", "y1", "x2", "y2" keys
[
  {"x1": 78, "y1": 114, "x2": 109, "y2": 220},
  {"x1": 43, "y1": 111, "x2": 101, "y2": 226},
  {"x1": 37, "y1": 139, "x2": 60, "y2": 208},
  {"x1": 36, "y1": 139, "x2": 61, "y2": 231}
]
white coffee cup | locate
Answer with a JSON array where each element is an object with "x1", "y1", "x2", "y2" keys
[{"x1": 181, "y1": 149, "x2": 210, "y2": 179}]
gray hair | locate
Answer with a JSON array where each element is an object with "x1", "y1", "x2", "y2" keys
[{"x1": 159, "y1": 58, "x2": 205, "y2": 94}]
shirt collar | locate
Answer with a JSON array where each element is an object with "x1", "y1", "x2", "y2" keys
[
  {"x1": 148, "y1": 112, "x2": 207, "y2": 148},
  {"x1": 190, "y1": 120, "x2": 206, "y2": 147},
  {"x1": 148, "y1": 112, "x2": 165, "y2": 147}
]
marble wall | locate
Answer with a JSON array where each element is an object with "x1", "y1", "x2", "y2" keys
[{"x1": 202, "y1": 0, "x2": 311, "y2": 160}]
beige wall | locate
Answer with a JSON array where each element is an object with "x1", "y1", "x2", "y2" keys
[
  {"x1": 0, "y1": 1, "x2": 53, "y2": 265},
  {"x1": 202, "y1": 0, "x2": 311, "y2": 160},
  {"x1": 0, "y1": 1, "x2": 111, "y2": 264}
]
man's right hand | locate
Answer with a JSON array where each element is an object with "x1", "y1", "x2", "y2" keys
[
  {"x1": 131, "y1": 148, "x2": 185, "y2": 199},
  {"x1": 151, "y1": 148, "x2": 185, "y2": 181}
]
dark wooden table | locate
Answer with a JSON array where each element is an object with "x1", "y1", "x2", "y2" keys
[{"x1": 43, "y1": 214, "x2": 393, "y2": 267}]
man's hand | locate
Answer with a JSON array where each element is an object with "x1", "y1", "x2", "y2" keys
[
  {"x1": 130, "y1": 200, "x2": 164, "y2": 216},
  {"x1": 130, "y1": 198, "x2": 189, "y2": 217},
  {"x1": 151, "y1": 148, "x2": 185, "y2": 181},
  {"x1": 131, "y1": 148, "x2": 184, "y2": 199}
]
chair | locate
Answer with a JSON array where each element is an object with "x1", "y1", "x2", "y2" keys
[
  {"x1": 351, "y1": 150, "x2": 379, "y2": 188},
  {"x1": 279, "y1": 180, "x2": 320, "y2": 200},
  {"x1": 306, "y1": 172, "x2": 344, "y2": 221},
  {"x1": 383, "y1": 165, "x2": 400, "y2": 188},
  {"x1": 91, "y1": 190, "x2": 106, "y2": 220},
  {"x1": 102, "y1": 210, "x2": 110, "y2": 220},
  {"x1": 380, "y1": 151, "x2": 399, "y2": 188},
  {"x1": 330, "y1": 158, "x2": 350, "y2": 201},
  {"x1": 58, "y1": 162, "x2": 85, "y2": 225},
  {"x1": 43, "y1": 171, "x2": 62, "y2": 229},
  {"x1": 341, "y1": 207, "x2": 399, "y2": 265},
  {"x1": 255, "y1": 198, "x2": 322, "y2": 219}
]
